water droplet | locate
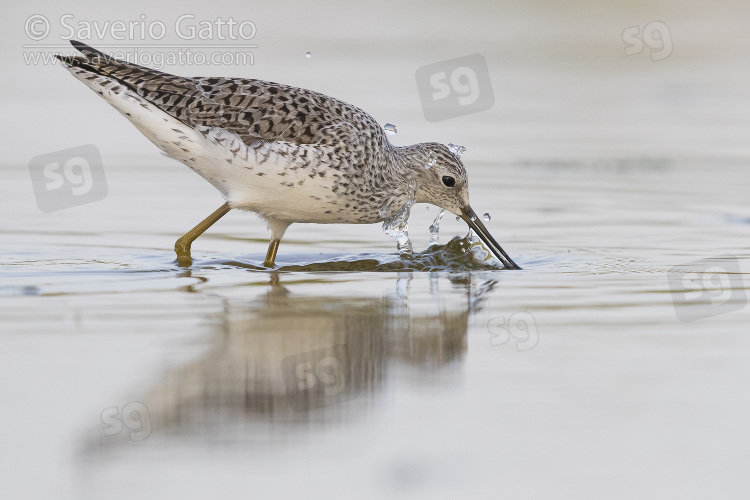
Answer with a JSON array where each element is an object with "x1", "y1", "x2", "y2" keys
[
  {"x1": 425, "y1": 152, "x2": 437, "y2": 170},
  {"x1": 447, "y1": 143, "x2": 466, "y2": 157},
  {"x1": 428, "y1": 208, "x2": 445, "y2": 246},
  {"x1": 305, "y1": 51, "x2": 311, "y2": 58},
  {"x1": 425, "y1": 206, "x2": 429, "y2": 210},
  {"x1": 456, "y1": 216, "x2": 460, "y2": 222},
  {"x1": 384, "y1": 123, "x2": 397, "y2": 135},
  {"x1": 470, "y1": 215, "x2": 477, "y2": 222},
  {"x1": 483, "y1": 213, "x2": 491, "y2": 222},
  {"x1": 407, "y1": 177, "x2": 418, "y2": 196}
]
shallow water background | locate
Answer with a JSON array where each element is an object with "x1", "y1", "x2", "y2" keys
[{"x1": 2, "y1": 1, "x2": 750, "y2": 498}]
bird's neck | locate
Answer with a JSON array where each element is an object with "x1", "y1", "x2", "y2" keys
[
  {"x1": 388, "y1": 143, "x2": 428, "y2": 174},
  {"x1": 384, "y1": 143, "x2": 431, "y2": 204}
]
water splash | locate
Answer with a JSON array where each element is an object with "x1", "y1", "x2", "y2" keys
[
  {"x1": 428, "y1": 208, "x2": 446, "y2": 246},
  {"x1": 382, "y1": 204, "x2": 412, "y2": 254},
  {"x1": 406, "y1": 177, "x2": 417, "y2": 207},
  {"x1": 425, "y1": 152, "x2": 437, "y2": 169},
  {"x1": 483, "y1": 212, "x2": 491, "y2": 222},
  {"x1": 384, "y1": 123, "x2": 397, "y2": 135},
  {"x1": 467, "y1": 230, "x2": 501, "y2": 267},
  {"x1": 382, "y1": 178, "x2": 417, "y2": 254},
  {"x1": 448, "y1": 143, "x2": 466, "y2": 157}
]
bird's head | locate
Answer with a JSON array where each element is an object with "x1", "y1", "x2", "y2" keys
[{"x1": 401, "y1": 142, "x2": 521, "y2": 270}]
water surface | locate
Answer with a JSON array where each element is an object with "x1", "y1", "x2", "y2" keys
[{"x1": 2, "y1": 155, "x2": 749, "y2": 499}]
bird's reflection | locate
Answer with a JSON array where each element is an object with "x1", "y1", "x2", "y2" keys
[{"x1": 101, "y1": 272, "x2": 498, "y2": 443}]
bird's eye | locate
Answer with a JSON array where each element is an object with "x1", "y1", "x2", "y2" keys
[{"x1": 442, "y1": 176, "x2": 456, "y2": 188}]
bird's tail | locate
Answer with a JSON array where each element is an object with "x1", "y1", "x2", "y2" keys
[{"x1": 56, "y1": 40, "x2": 191, "y2": 96}]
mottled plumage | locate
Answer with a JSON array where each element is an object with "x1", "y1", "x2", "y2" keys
[{"x1": 55, "y1": 40, "x2": 519, "y2": 269}]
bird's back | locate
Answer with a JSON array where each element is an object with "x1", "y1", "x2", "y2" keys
[{"x1": 57, "y1": 42, "x2": 383, "y2": 152}]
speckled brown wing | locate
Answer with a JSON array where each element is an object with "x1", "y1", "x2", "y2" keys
[
  {"x1": 62, "y1": 41, "x2": 376, "y2": 152},
  {"x1": 183, "y1": 77, "x2": 374, "y2": 149}
]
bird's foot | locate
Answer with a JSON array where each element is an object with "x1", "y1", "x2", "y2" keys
[{"x1": 175, "y1": 238, "x2": 193, "y2": 267}]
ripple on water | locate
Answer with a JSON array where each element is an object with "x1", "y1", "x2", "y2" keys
[{"x1": 209, "y1": 235, "x2": 511, "y2": 272}]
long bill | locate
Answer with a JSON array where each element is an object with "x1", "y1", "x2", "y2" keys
[{"x1": 460, "y1": 206, "x2": 521, "y2": 270}]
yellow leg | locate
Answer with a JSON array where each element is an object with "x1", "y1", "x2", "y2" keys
[
  {"x1": 264, "y1": 239, "x2": 280, "y2": 268},
  {"x1": 175, "y1": 202, "x2": 231, "y2": 266}
]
